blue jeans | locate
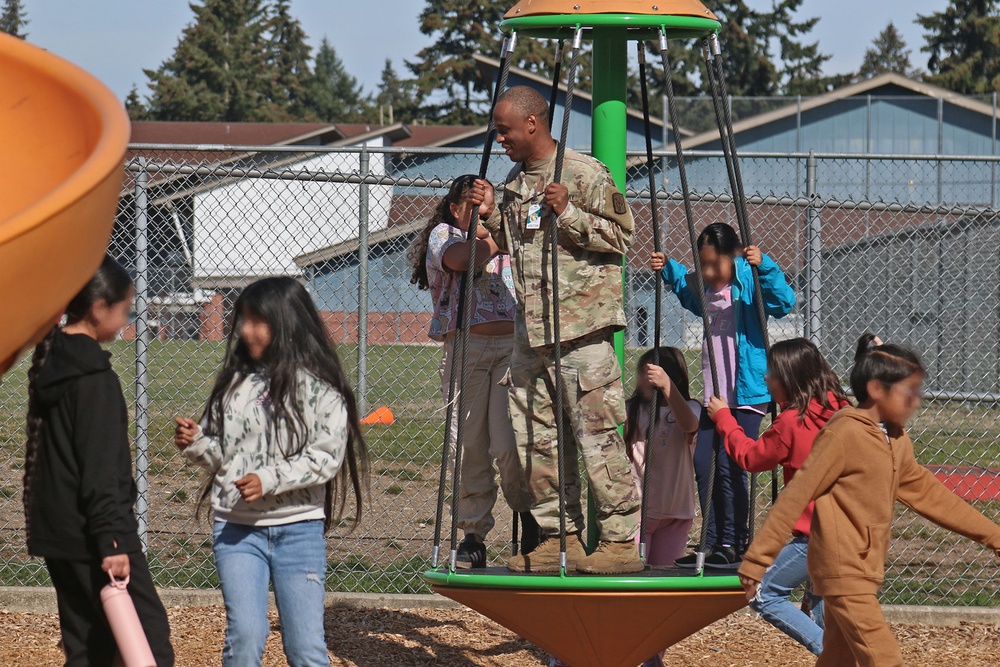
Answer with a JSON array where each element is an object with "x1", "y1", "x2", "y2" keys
[
  {"x1": 695, "y1": 408, "x2": 762, "y2": 550},
  {"x1": 751, "y1": 535, "x2": 825, "y2": 655},
  {"x1": 213, "y1": 520, "x2": 329, "y2": 667}
]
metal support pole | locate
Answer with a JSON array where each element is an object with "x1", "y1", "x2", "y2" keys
[
  {"x1": 865, "y1": 94, "x2": 872, "y2": 200},
  {"x1": 133, "y1": 158, "x2": 150, "y2": 552},
  {"x1": 937, "y1": 96, "x2": 944, "y2": 205},
  {"x1": 589, "y1": 26, "x2": 629, "y2": 553},
  {"x1": 357, "y1": 147, "x2": 370, "y2": 416},
  {"x1": 992, "y1": 92, "x2": 996, "y2": 209},
  {"x1": 805, "y1": 151, "x2": 822, "y2": 346}
]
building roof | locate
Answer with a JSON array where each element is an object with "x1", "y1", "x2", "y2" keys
[{"x1": 680, "y1": 72, "x2": 1000, "y2": 150}]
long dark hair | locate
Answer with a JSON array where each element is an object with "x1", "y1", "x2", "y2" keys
[
  {"x1": 24, "y1": 255, "x2": 133, "y2": 548},
  {"x1": 850, "y1": 335, "x2": 925, "y2": 404},
  {"x1": 624, "y1": 347, "x2": 690, "y2": 460},
  {"x1": 198, "y1": 277, "x2": 368, "y2": 533},
  {"x1": 407, "y1": 174, "x2": 478, "y2": 290},
  {"x1": 766, "y1": 338, "x2": 849, "y2": 421}
]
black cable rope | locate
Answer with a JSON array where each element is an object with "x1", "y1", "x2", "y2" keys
[
  {"x1": 659, "y1": 30, "x2": 721, "y2": 573},
  {"x1": 551, "y1": 28, "x2": 582, "y2": 573},
  {"x1": 432, "y1": 33, "x2": 515, "y2": 569},
  {"x1": 548, "y1": 40, "x2": 564, "y2": 131},
  {"x1": 703, "y1": 34, "x2": 774, "y2": 543},
  {"x1": 636, "y1": 42, "x2": 663, "y2": 565}
]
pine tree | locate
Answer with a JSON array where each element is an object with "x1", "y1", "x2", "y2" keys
[
  {"x1": 144, "y1": 0, "x2": 283, "y2": 122},
  {"x1": 774, "y1": 2, "x2": 835, "y2": 96},
  {"x1": 0, "y1": 0, "x2": 28, "y2": 39},
  {"x1": 375, "y1": 59, "x2": 421, "y2": 124},
  {"x1": 918, "y1": 0, "x2": 1000, "y2": 94},
  {"x1": 307, "y1": 37, "x2": 369, "y2": 122},
  {"x1": 125, "y1": 85, "x2": 150, "y2": 121},
  {"x1": 407, "y1": 1, "x2": 508, "y2": 124},
  {"x1": 857, "y1": 22, "x2": 915, "y2": 80},
  {"x1": 266, "y1": 0, "x2": 313, "y2": 120}
]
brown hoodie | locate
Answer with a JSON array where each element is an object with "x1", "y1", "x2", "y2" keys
[{"x1": 739, "y1": 407, "x2": 1000, "y2": 596}]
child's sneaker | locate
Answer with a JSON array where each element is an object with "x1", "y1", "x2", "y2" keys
[
  {"x1": 673, "y1": 551, "x2": 700, "y2": 568},
  {"x1": 455, "y1": 534, "x2": 487, "y2": 569},
  {"x1": 704, "y1": 544, "x2": 741, "y2": 570}
]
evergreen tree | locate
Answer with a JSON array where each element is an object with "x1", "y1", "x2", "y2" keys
[
  {"x1": 266, "y1": 0, "x2": 314, "y2": 120},
  {"x1": 918, "y1": 0, "x2": 1000, "y2": 94},
  {"x1": 144, "y1": 0, "x2": 283, "y2": 122},
  {"x1": 307, "y1": 37, "x2": 369, "y2": 122},
  {"x1": 773, "y1": 2, "x2": 835, "y2": 95},
  {"x1": 375, "y1": 59, "x2": 421, "y2": 124},
  {"x1": 0, "y1": 0, "x2": 28, "y2": 39},
  {"x1": 857, "y1": 22, "x2": 916, "y2": 80},
  {"x1": 407, "y1": 1, "x2": 507, "y2": 124},
  {"x1": 125, "y1": 85, "x2": 150, "y2": 121}
]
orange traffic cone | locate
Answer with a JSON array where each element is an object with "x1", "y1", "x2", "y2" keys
[{"x1": 361, "y1": 406, "x2": 394, "y2": 425}]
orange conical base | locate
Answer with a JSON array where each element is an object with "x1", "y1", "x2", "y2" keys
[{"x1": 432, "y1": 586, "x2": 746, "y2": 667}]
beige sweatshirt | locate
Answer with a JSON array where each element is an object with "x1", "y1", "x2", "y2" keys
[{"x1": 739, "y1": 407, "x2": 1000, "y2": 596}]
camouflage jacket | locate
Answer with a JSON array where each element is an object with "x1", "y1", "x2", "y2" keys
[{"x1": 483, "y1": 147, "x2": 633, "y2": 348}]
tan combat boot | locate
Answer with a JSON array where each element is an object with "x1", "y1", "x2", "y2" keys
[
  {"x1": 507, "y1": 532, "x2": 587, "y2": 573},
  {"x1": 576, "y1": 540, "x2": 644, "y2": 574}
]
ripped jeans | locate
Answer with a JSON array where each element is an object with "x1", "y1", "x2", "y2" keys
[{"x1": 213, "y1": 520, "x2": 329, "y2": 667}]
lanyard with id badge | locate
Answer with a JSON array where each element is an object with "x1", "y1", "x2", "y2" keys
[{"x1": 525, "y1": 194, "x2": 544, "y2": 231}]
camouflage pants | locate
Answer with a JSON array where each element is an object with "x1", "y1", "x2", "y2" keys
[{"x1": 506, "y1": 329, "x2": 640, "y2": 542}]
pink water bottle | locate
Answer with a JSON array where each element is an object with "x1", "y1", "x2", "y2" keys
[{"x1": 100, "y1": 574, "x2": 156, "y2": 667}]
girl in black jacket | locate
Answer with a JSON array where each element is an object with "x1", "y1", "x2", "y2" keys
[{"x1": 24, "y1": 256, "x2": 173, "y2": 667}]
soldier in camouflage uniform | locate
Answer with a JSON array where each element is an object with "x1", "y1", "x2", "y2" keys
[{"x1": 473, "y1": 86, "x2": 642, "y2": 574}]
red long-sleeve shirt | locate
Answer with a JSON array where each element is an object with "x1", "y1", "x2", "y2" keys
[{"x1": 711, "y1": 392, "x2": 850, "y2": 537}]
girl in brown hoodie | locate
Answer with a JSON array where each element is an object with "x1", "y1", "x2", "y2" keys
[{"x1": 738, "y1": 337, "x2": 1000, "y2": 666}]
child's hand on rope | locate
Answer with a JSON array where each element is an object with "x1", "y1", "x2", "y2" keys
[
  {"x1": 744, "y1": 245, "x2": 762, "y2": 266},
  {"x1": 707, "y1": 395, "x2": 728, "y2": 419},
  {"x1": 739, "y1": 574, "x2": 760, "y2": 603},
  {"x1": 544, "y1": 182, "x2": 570, "y2": 215},
  {"x1": 235, "y1": 473, "x2": 264, "y2": 502},
  {"x1": 649, "y1": 252, "x2": 666, "y2": 272},
  {"x1": 173, "y1": 417, "x2": 199, "y2": 450},
  {"x1": 645, "y1": 363, "x2": 673, "y2": 396},
  {"x1": 471, "y1": 179, "x2": 495, "y2": 219}
]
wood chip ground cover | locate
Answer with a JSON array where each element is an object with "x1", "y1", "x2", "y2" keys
[{"x1": 1, "y1": 606, "x2": 998, "y2": 666}]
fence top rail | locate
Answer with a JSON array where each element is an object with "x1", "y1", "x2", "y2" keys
[{"x1": 126, "y1": 144, "x2": 1000, "y2": 163}]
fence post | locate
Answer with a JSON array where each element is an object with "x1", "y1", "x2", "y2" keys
[
  {"x1": 133, "y1": 158, "x2": 150, "y2": 552},
  {"x1": 357, "y1": 147, "x2": 370, "y2": 416},
  {"x1": 805, "y1": 151, "x2": 822, "y2": 346},
  {"x1": 992, "y1": 91, "x2": 996, "y2": 209},
  {"x1": 937, "y1": 96, "x2": 944, "y2": 205}
]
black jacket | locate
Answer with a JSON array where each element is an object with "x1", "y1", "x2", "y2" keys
[{"x1": 27, "y1": 331, "x2": 141, "y2": 560}]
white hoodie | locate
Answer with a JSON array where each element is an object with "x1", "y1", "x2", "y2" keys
[{"x1": 185, "y1": 370, "x2": 348, "y2": 526}]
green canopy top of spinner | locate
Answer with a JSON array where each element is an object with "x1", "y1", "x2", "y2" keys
[{"x1": 501, "y1": 0, "x2": 721, "y2": 39}]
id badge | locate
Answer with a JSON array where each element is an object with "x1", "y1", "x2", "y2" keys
[{"x1": 525, "y1": 202, "x2": 542, "y2": 230}]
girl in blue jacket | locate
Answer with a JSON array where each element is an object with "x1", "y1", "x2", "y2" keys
[{"x1": 650, "y1": 222, "x2": 795, "y2": 569}]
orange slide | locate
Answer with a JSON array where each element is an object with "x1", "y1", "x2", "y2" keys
[{"x1": 0, "y1": 33, "x2": 130, "y2": 374}]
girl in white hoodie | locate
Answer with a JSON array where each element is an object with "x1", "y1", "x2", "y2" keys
[{"x1": 175, "y1": 277, "x2": 368, "y2": 667}]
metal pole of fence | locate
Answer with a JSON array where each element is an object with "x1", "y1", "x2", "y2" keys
[
  {"x1": 133, "y1": 158, "x2": 150, "y2": 552},
  {"x1": 992, "y1": 92, "x2": 996, "y2": 209},
  {"x1": 805, "y1": 151, "x2": 822, "y2": 346},
  {"x1": 865, "y1": 95, "x2": 872, "y2": 200},
  {"x1": 357, "y1": 147, "x2": 370, "y2": 417},
  {"x1": 937, "y1": 96, "x2": 944, "y2": 205}
]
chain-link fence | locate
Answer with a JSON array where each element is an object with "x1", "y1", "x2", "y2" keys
[{"x1": 1, "y1": 143, "x2": 998, "y2": 606}]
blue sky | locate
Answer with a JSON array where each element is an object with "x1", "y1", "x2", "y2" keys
[{"x1": 25, "y1": 0, "x2": 951, "y2": 104}]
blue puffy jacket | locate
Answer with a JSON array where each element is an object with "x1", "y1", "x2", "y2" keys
[{"x1": 660, "y1": 253, "x2": 796, "y2": 405}]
